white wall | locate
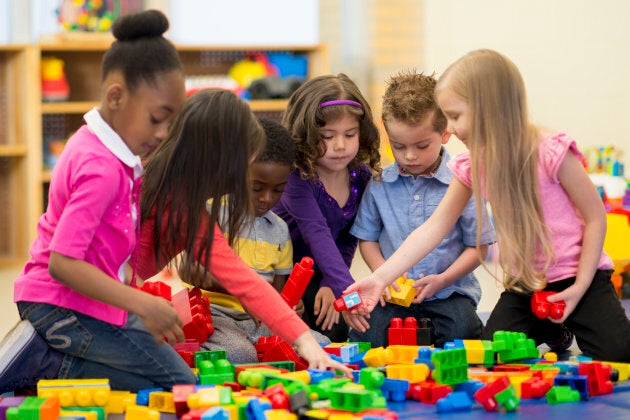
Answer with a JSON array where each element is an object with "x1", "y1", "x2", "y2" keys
[{"x1": 424, "y1": 0, "x2": 630, "y2": 164}]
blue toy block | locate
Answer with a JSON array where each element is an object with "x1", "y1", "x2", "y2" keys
[
  {"x1": 380, "y1": 378, "x2": 409, "y2": 402},
  {"x1": 455, "y1": 380, "x2": 485, "y2": 399},
  {"x1": 554, "y1": 374, "x2": 590, "y2": 400},
  {"x1": 308, "y1": 369, "x2": 335, "y2": 384},
  {"x1": 200, "y1": 406, "x2": 230, "y2": 420},
  {"x1": 245, "y1": 398, "x2": 272, "y2": 420},
  {"x1": 136, "y1": 387, "x2": 163, "y2": 406},
  {"x1": 436, "y1": 391, "x2": 473, "y2": 413}
]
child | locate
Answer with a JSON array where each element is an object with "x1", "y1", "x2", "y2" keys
[
  {"x1": 0, "y1": 10, "x2": 190, "y2": 395},
  {"x1": 344, "y1": 49, "x2": 630, "y2": 362},
  {"x1": 348, "y1": 70, "x2": 495, "y2": 348},
  {"x1": 138, "y1": 89, "x2": 350, "y2": 374},
  {"x1": 180, "y1": 117, "x2": 331, "y2": 363},
  {"x1": 273, "y1": 73, "x2": 382, "y2": 342}
]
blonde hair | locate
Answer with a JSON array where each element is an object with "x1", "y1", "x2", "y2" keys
[{"x1": 436, "y1": 49, "x2": 554, "y2": 292}]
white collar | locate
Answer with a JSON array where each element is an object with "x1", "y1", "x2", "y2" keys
[{"x1": 84, "y1": 108, "x2": 143, "y2": 179}]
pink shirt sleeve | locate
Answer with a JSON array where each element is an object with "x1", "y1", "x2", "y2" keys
[
  {"x1": 446, "y1": 151, "x2": 473, "y2": 188},
  {"x1": 541, "y1": 132, "x2": 582, "y2": 182}
]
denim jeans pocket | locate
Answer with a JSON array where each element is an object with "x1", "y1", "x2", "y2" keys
[{"x1": 18, "y1": 302, "x2": 93, "y2": 357}]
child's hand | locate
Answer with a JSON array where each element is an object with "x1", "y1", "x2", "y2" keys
[
  {"x1": 139, "y1": 295, "x2": 185, "y2": 344},
  {"x1": 294, "y1": 299, "x2": 305, "y2": 317},
  {"x1": 546, "y1": 285, "x2": 587, "y2": 323},
  {"x1": 314, "y1": 287, "x2": 339, "y2": 331},
  {"x1": 342, "y1": 310, "x2": 370, "y2": 332},
  {"x1": 412, "y1": 273, "x2": 447, "y2": 304},
  {"x1": 343, "y1": 274, "x2": 388, "y2": 315},
  {"x1": 293, "y1": 331, "x2": 353, "y2": 378}
]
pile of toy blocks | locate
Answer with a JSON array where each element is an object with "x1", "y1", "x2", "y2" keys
[{"x1": 3, "y1": 328, "x2": 629, "y2": 419}]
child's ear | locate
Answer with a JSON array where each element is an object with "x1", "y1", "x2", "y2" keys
[
  {"x1": 104, "y1": 83, "x2": 123, "y2": 110},
  {"x1": 441, "y1": 130, "x2": 452, "y2": 144}
]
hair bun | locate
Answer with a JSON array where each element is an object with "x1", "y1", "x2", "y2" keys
[{"x1": 112, "y1": 9, "x2": 169, "y2": 41}]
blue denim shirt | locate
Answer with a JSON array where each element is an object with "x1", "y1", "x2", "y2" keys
[{"x1": 350, "y1": 148, "x2": 495, "y2": 305}]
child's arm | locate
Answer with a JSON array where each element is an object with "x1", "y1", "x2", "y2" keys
[
  {"x1": 358, "y1": 240, "x2": 387, "y2": 271},
  {"x1": 413, "y1": 244, "x2": 488, "y2": 303},
  {"x1": 345, "y1": 179, "x2": 473, "y2": 314},
  {"x1": 49, "y1": 252, "x2": 185, "y2": 344},
  {"x1": 546, "y1": 151, "x2": 607, "y2": 321}
]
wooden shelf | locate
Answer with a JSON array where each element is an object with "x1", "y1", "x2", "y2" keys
[
  {"x1": 0, "y1": 41, "x2": 327, "y2": 264},
  {"x1": 0, "y1": 145, "x2": 27, "y2": 156}
]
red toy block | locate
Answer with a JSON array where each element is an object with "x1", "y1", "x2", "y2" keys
[
  {"x1": 139, "y1": 280, "x2": 173, "y2": 300},
  {"x1": 531, "y1": 291, "x2": 565, "y2": 320},
  {"x1": 578, "y1": 362, "x2": 614, "y2": 396},
  {"x1": 521, "y1": 377, "x2": 551, "y2": 399},
  {"x1": 255, "y1": 335, "x2": 309, "y2": 370},
  {"x1": 172, "y1": 287, "x2": 214, "y2": 344},
  {"x1": 408, "y1": 381, "x2": 452, "y2": 404},
  {"x1": 281, "y1": 257, "x2": 315, "y2": 307},
  {"x1": 474, "y1": 376, "x2": 511, "y2": 411},
  {"x1": 388, "y1": 317, "x2": 419, "y2": 346},
  {"x1": 263, "y1": 383, "x2": 290, "y2": 410},
  {"x1": 172, "y1": 384, "x2": 196, "y2": 418},
  {"x1": 173, "y1": 339, "x2": 201, "y2": 367},
  {"x1": 333, "y1": 291, "x2": 363, "y2": 312}
]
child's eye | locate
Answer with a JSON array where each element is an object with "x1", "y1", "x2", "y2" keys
[{"x1": 320, "y1": 134, "x2": 334, "y2": 141}]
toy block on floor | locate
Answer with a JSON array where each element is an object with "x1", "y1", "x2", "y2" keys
[{"x1": 37, "y1": 378, "x2": 111, "y2": 407}]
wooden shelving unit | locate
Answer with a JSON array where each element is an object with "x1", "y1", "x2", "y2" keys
[{"x1": 0, "y1": 40, "x2": 328, "y2": 265}]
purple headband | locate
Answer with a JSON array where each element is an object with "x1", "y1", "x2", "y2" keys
[{"x1": 319, "y1": 99, "x2": 363, "y2": 109}]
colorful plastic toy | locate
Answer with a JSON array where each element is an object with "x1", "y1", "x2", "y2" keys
[
  {"x1": 280, "y1": 257, "x2": 314, "y2": 308},
  {"x1": 333, "y1": 291, "x2": 363, "y2": 312},
  {"x1": 531, "y1": 291, "x2": 566, "y2": 320}
]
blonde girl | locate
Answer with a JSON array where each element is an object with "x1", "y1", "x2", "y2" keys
[{"x1": 344, "y1": 49, "x2": 630, "y2": 362}]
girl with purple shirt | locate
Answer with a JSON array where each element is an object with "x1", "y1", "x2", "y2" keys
[{"x1": 273, "y1": 74, "x2": 381, "y2": 341}]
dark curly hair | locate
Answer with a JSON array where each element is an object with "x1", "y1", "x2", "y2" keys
[
  {"x1": 281, "y1": 73, "x2": 381, "y2": 180},
  {"x1": 256, "y1": 117, "x2": 295, "y2": 167}
]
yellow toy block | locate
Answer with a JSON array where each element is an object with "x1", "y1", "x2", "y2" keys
[
  {"x1": 383, "y1": 277, "x2": 416, "y2": 307},
  {"x1": 387, "y1": 345, "x2": 422, "y2": 364},
  {"x1": 125, "y1": 404, "x2": 160, "y2": 420},
  {"x1": 265, "y1": 408, "x2": 298, "y2": 420},
  {"x1": 386, "y1": 363, "x2": 430, "y2": 383},
  {"x1": 462, "y1": 340, "x2": 494, "y2": 365},
  {"x1": 279, "y1": 369, "x2": 311, "y2": 384},
  {"x1": 148, "y1": 391, "x2": 175, "y2": 413},
  {"x1": 105, "y1": 391, "x2": 136, "y2": 414},
  {"x1": 37, "y1": 378, "x2": 110, "y2": 407},
  {"x1": 60, "y1": 409, "x2": 98, "y2": 420},
  {"x1": 604, "y1": 213, "x2": 630, "y2": 273},
  {"x1": 363, "y1": 347, "x2": 392, "y2": 367}
]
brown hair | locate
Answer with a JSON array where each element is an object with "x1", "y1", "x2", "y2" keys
[
  {"x1": 141, "y1": 89, "x2": 265, "y2": 276},
  {"x1": 282, "y1": 73, "x2": 381, "y2": 180}
]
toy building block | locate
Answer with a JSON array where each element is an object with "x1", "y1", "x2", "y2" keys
[
  {"x1": 362, "y1": 347, "x2": 393, "y2": 367},
  {"x1": 381, "y1": 378, "x2": 410, "y2": 402},
  {"x1": 578, "y1": 361, "x2": 614, "y2": 396},
  {"x1": 436, "y1": 391, "x2": 472, "y2": 413},
  {"x1": 173, "y1": 339, "x2": 201, "y2": 367},
  {"x1": 138, "y1": 280, "x2": 172, "y2": 300},
  {"x1": 546, "y1": 385, "x2": 581, "y2": 404},
  {"x1": 329, "y1": 388, "x2": 386, "y2": 412},
  {"x1": 136, "y1": 388, "x2": 164, "y2": 406},
  {"x1": 262, "y1": 383, "x2": 290, "y2": 410},
  {"x1": 473, "y1": 375, "x2": 511, "y2": 411},
  {"x1": 521, "y1": 377, "x2": 552, "y2": 399},
  {"x1": 554, "y1": 374, "x2": 589, "y2": 400},
  {"x1": 359, "y1": 367, "x2": 385, "y2": 389},
  {"x1": 491, "y1": 331, "x2": 540, "y2": 362},
  {"x1": 37, "y1": 378, "x2": 111, "y2": 407},
  {"x1": 458, "y1": 339, "x2": 494, "y2": 366},
  {"x1": 125, "y1": 404, "x2": 161, "y2": 420},
  {"x1": 386, "y1": 363, "x2": 430, "y2": 383},
  {"x1": 388, "y1": 345, "x2": 423, "y2": 364},
  {"x1": 494, "y1": 384, "x2": 520, "y2": 411},
  {"x1": 388, "y1": 317, "x2": 417, "y2": 346},
  {"x1": 105, "y1": 390, "x2": 136, "y2": 415},
  {"x1": 531, "y1": 291, "x2": 566, "y2": 320},
  {"x1": 383, "y1": 277, "x2": 416, "y2": 307},
  {"x1": 187, "y1": 387, "x2": 234, "y2": 410},
  {"x1": 198, "y1": 359, "x2": 235, "y2": 386},
  {"x1": 430, "y1": 348, "x2": 469, "y2": 385},
  {"x1": 172, "y1": 287, "x2": 214, "y2": 344},
  {"x1": 281, "y1": 256, "x2": 314, "y2": 307},
  {"x1": 407, "y1": 381, "x2": 452, "y2": 404},
  {"x1": 256, "y1": 336, "x2": 309, "y2": 371},
  {"x1": 0, "y1": 396, "x2": 26, "y2": 420},
  {"x1": 245, "y1": 398, "x2": 272, "y2": 420},
  {"x1": 333, "y1": 291, "x2": 363, "y2": 312}
]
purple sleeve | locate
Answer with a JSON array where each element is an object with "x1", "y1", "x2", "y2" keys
[{"x1": 279, "y1": 173, "x2": 355, "y2": 297}]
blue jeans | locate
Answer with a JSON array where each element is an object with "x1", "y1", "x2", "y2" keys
[
  {"x1": 18, "y1": 302, "x2": 196, "y2": 391},
  {"x1": 348, "y1": 293, "x2": 483, "y2": 348}
]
